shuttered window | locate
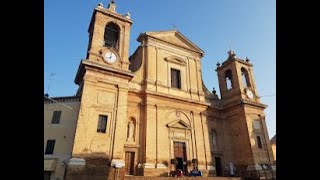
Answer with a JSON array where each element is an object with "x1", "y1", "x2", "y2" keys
[
  {"x1": 51, "y1": 111, "x2": 62, "y2": 124},
  {"x1": 97, "y1": 115, "x2": 108, "y2": 133},
  {"x1": 45, "y1": 140, "x2": 55, "y2": 155},
  {"x1": 171, "y1": 68, "x2": 181, "y2": 89}
]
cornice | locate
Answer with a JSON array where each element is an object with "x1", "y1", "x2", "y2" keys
[
  {"x1": 94, "y1": 7, "x2": 133, "y2": 24},
  {"x1": 144, "y1": 90, "x2": 210, "y2": 107},
  {"x1": 216, "y1": 58, "x2": 253, "y2": 71},
  {"x1": 241, "y1": 99, "x2": 267, "y2": 109},
  {"x1": 75, "y1": 60, "x2": 134, "y2": 84}
]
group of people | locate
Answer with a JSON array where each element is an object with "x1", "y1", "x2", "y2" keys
[
  {"x1": 172, "y1": 162, "x2": 235, "y2": 177},
  {"x1": 172, "y1": 168, "x2": 202, "y2": 177}
]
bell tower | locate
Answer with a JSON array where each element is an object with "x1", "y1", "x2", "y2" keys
[
  {"x1": 216, "y1": 50, "x2": 260, "y2": 105},
  {"x1": 216, "y1": 50, "x2": 274, "y2": 169},
  {"x1": 86, "y1": 0, "x2": 132, "y2": 70},
  {"x1": 68, "y1": 1, "x2": 134, "y2": 178}
]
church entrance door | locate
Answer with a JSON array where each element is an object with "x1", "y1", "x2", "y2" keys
[{"x1": 173, "y1": 141, "x2": 187, "y2": 174}]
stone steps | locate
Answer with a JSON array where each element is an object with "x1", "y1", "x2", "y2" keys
[{"x1": 124, "y1": 177, "x2": 241, "y2": 180}]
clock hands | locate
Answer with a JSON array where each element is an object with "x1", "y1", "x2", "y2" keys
[
  {"x1": 106, "y1": 54, "x2": 112, "y2": 60},
  {"x1": 104, "y1": 52, "x2": 116, "y2": 63}
]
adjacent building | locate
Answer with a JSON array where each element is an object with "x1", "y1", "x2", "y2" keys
[{"x1": 44, "y1": 96, "x2": 80, "y2": 180}]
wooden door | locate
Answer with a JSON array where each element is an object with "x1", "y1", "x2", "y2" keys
[
  {"x1": 125, "y1": 152, "x2": 135, "y2": 175},
  {"x1": 173, "y1": 141, "x2": 187, "y2": 173}
]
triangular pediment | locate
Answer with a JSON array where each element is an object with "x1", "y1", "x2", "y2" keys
[
  {"x1": 167, "y1": 120, "x2": 191, "y2": 129},
  {"x1": 144, "y1": 30, "x2": 204, "y2": 55}
]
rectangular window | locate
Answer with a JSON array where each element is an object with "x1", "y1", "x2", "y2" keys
[
  {"x1": 257, "y1": 136, "x2": 263, "y2": 149},
  {"x1": 97, "y1": 115, "x2": 108, "y2": 133},
  {"x1": 45, "y1": 140, "x2": 56, "y2": 155},
  {"x1": 171, "y1": 68, "x2": 181, "y2": 89},
  {"x1": 51, "y1": 111, "x2": 62, "y2": 124}
]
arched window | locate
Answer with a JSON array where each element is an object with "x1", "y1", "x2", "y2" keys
[
  {"x1": 225, "y1": 70, "x2": 233, "y2": 90},
  {"x1": 104, "y1": 22, "x2": 120, "y2": 50},
  {"x1": 241, "y1": 67, "x2": 251, "y2": 88}
]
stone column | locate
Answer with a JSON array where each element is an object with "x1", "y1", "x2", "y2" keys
[
  {"x1": 192, "y1": 113, "x2": 206, "y2": 170},
  {"x1": 143, "y1": 101, "x2": 157, "y2": 174}
]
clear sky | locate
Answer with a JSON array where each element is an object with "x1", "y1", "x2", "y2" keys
[{"x1": 44, "y1": 0, "x2": 276, "y2": 138}]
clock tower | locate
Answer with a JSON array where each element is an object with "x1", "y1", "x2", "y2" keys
[
  {"x1": 216, "y1": 50, "x2": 274, "y2": 168},
  {"x1": 216, "y1": 50, "x2": 260, "y2": 104},
  {"x1": 69, "y1": 1, "x2": 134, "y2": 177},
  {"x1": 85, "y1": 0, "x2": 132, "y2": 70}
]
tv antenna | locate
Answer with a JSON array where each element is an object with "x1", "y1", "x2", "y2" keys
[{"x1": 46, "y1": 72, "x2": 56, "y2": 94}]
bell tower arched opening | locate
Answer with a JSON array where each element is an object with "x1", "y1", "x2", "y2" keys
[{"x1": 104, "y1": 22, "x2": 120, "y2": 51}]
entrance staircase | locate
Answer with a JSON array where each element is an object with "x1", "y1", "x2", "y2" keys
[{"x1": 124, "y1": 177, "x2": 240, "y2": 180}]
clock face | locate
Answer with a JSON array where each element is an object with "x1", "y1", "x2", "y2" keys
[
  {"x1": 104, "y1": 52, "x2": 117, "y2": 64},
  {"x1": 246, "y1": 89, "x2": 254, "y2": 99}
]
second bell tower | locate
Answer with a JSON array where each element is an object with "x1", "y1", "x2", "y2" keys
[
  {"x1": 216, "y1": 50, "x2": 260, "y2": 105},
  {"x1": 216, "y1": 50, "x2": 274, "y2": 169}
]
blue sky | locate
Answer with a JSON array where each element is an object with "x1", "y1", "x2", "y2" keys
[{"x1": 44, "y1": 0, "x2": 276, "y2": 138}]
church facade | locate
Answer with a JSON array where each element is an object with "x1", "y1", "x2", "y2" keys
[{"x1": 44, "y1": 1, "x2": 274, "y2": 179}]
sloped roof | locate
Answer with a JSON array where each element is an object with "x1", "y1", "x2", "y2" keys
[{"x1": 44, "y1": 95, "x2": 81, "y2": 104}]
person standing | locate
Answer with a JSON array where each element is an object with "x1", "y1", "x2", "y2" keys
[{"x1": 229, "y1": 162, "x2": 234, "y2": 176}]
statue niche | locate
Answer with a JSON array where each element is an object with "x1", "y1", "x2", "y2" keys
[
  {"x1": 126, "y1": 118, "x2": 136, "y2": 142},
  {"x1": 211, "y1": 129, "x2": 218, "y2": 150}
]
